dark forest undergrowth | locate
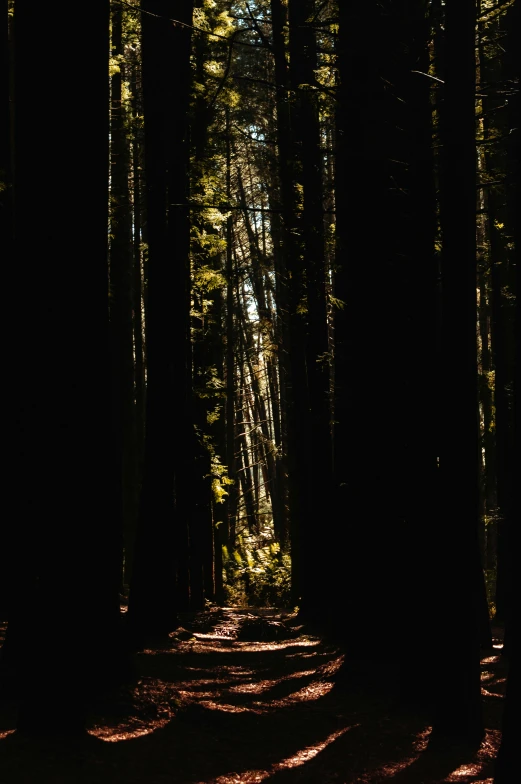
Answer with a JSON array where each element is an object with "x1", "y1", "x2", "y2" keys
[{"x1": 0, "y1": 610, "x2": 506, "y2": 784}]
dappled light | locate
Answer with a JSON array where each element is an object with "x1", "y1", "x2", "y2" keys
[
  {"x1": 228, "y1": 670, "x2": 316, "y2": 695},
  {"x1": 354, "y1": 726, "x2": 432, "y2": 782},
  {"x1": 207, "y1": 725, "x2": 359, "y2": 783},
  {"x1": 87, "y1": 677, "x2": 178, "y2": 743},
  {"x1": 444, "y1": 730, "x2": 501, "y2": 782},
  {"x1": 0, "y1": 607, "x2": 511, "y2": 783}
]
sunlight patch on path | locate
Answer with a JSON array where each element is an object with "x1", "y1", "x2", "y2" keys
[
  {"x1": 194, "y1": 680, "x2": 336, "y2": 715},
  {"x1": 260, "y1": 680, "x2": 335, "y2": 708},
  {"x1": 354, "y1": 726, "x2": 431, "y2": 783},
  {"x1": 444, "y1": 730, "x2": 501, "y2": 782},
  {"x1": 202, "y1": 724, "x2": 359, "y2": 784},
  {"x1": 228, "y1": 670, "x2": 316, "y2": 695},
  {"x1": 189, "y1": 638, "x2": 320, "y2": 654},
  {"x1": 86, "y1": 677, "x2": 178, "y2": 742},
  {"x1": 89, "y1": 721, "x2": 171, "y2": 742},
  {"x1": 198, "y1": 700, "x2": 252, "y2": 714}
]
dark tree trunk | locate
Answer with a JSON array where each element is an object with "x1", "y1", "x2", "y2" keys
[
  {"x1": 131, "y1": 54, "x2": 146, "y2": 505},
  {"x1": 110, "y1": 5, "x2": 138, "y2": 592},
  {"x1": 435, "y1": 0, "x2": 485, "y2": 742},
  {"x1": 334, "y1": 1, "x2": 417, "y2": 652},
  {"x1": 288, "y1": 0, "x2": 332, "y2": 620},
  {"x1": 188, "y1": 6, "x2": 221, "y2": 607},
  {"x1": 490, "y1": 0, "x2": 519, "y2": 627},
  {"x1": 0, "y1": 0, "x2": 13, "y2": 621},
  {"x1": 225, "y1": 114, "x2": 238, "y2": 553},
  {"x1": 10, "y1": 0, "x2": 120, "y2": 735},
  {"x1": 266, "y1": 157, "x2": 290, "y2": 551},
  {"x1": 128, "y1": 0, "x2": 194, "y2": 639},
  {"x1": 270, "y1": 0, "x2": 310, "y2": 605}
]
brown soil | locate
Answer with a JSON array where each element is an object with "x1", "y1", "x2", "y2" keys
[{"x1": 0, "y1": 610, "x2": 507, "y2": 784}]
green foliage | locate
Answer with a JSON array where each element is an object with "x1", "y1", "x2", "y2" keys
[
  {"x1": 484, "y1": 568, "x2": 496, "y2": 619},
  {"x1": 209, "y1": 450, "x2": 233, "y2": 505},
  {"x1": 329, "y1": 296, "x2": 345, "y2": 311},
  {"x1": 193, "y1": 264, "x2": 227, "y2": 292},
  {"x1": 223, "y1": 537, "x2": 292, "y2": 608}
]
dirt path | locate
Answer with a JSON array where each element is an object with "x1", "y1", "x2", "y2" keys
[{"x1": 0, "y1": 610, "x2": 506, "y2": 784}]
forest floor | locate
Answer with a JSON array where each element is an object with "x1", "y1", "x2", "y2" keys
[{"x1": 0, "y1": 609, "x2": 506, "y2": 784}]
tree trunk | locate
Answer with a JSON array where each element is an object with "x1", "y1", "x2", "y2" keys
[
  {"x1": 10, "y1": 0, "x2": 120, "y2": 735},
  {"x1": 435, "y1": 0, "x2": 485, "y2": 742},
  {"x1": 334, "y1": 1, "x2": 413, "y2": 652},
  {"x1": 0, "y1": 0, "x2": 13, "y2": 621},
  {"x1": 225, "y1": 113, "x2": 238, "y2": 552},
  {"x1": 288, "y1": 0, "x2": 332, "y2": 619},
  {"x1": 110, "y1": 5, "x2": 138, "y2": 592},
  {"x1": 128, "y1": 0, "x2": 194, "y2": 639},
  {"x1": 270, "y1": 0, "x2": 310, "y2": 606}
]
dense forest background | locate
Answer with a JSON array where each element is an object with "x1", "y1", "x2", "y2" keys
[{"x1": 0, "y1": 1, "x2": 518, "y2": 781}]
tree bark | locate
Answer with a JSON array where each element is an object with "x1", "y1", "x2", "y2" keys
[
  {"x1": 110, "y1": 5, "x2": 138, "y2": 592},
  {"x1": 435, "y1": 0, "x2": 485, "y2": 742},
  {"x1": 10, "y1": 0, "x2": 119, "y2": 735},
  {"x1": 128, "y1": 0, "x2": 194, "y2": 639},
  {"x1": 288, "y1": 0, "x2": 332, "y2": 619}
]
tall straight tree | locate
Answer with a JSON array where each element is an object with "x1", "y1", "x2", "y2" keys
[
  {"x1": 435, "y1": 0, "x2": 484, "y2": 742},
  {"x1": 0, "y1": 0, "x2": 13, "y2": 621},
  {"x1": 394, "y1": 0, "x2": 439, "y2": 710},
  {"x1": 9, "y1": 0, "x2": 120, "y2": 734},
  {"x1": 270, "y1": 0, "x2": 309, "y2": 604},
  {"x1": 333, "y1": 0, "x2": 415, "y2": 652},
  {"x1": 110, "y1": 3, "x2": 139, "y2": 591},
  {"x1": 491, "y1": 0, "x2": 519, "y2": 627},
  {"x1": 288, "y1": 0, "x2": 332, "y2": 619},
  {"x1": 128, "y1": 0, "x2": 195, "y2": 639}
]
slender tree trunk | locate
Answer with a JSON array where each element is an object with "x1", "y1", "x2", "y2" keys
[
  {"x1": 225, "y1": 112, "x2": 238, "y2": 552},
  {"x1": 267, "y1": 183, "x2": 290, "y2": 550},
  {"x1": 478, "y1": 273, "x2": 495, "y2": 528},
  {"x1": 488, "y1": 0, "x2": 518, "y2": 627},
  {"x1": 0, "y1": 0, "x2": 13, "y2": 621},
  {"x1": 435, "y1": 0, "x2": 484, "y2": 741},
  {"x1": 270, "y1": 0, "x2": 309, "y2": 605},
  {"x1": 110, "y1": 5, "x2": 138, "y2": 592},
  {"x1": 288, "y1": 0, "x2": 332, "y2": 619},
  {"x1": 131, "y1": 55, "x2": 145, "y2": 474}
]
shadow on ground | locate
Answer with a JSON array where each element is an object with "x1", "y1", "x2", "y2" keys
[{"x1": 0, "y1": 611, "x2": 506, "y2": 784}]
